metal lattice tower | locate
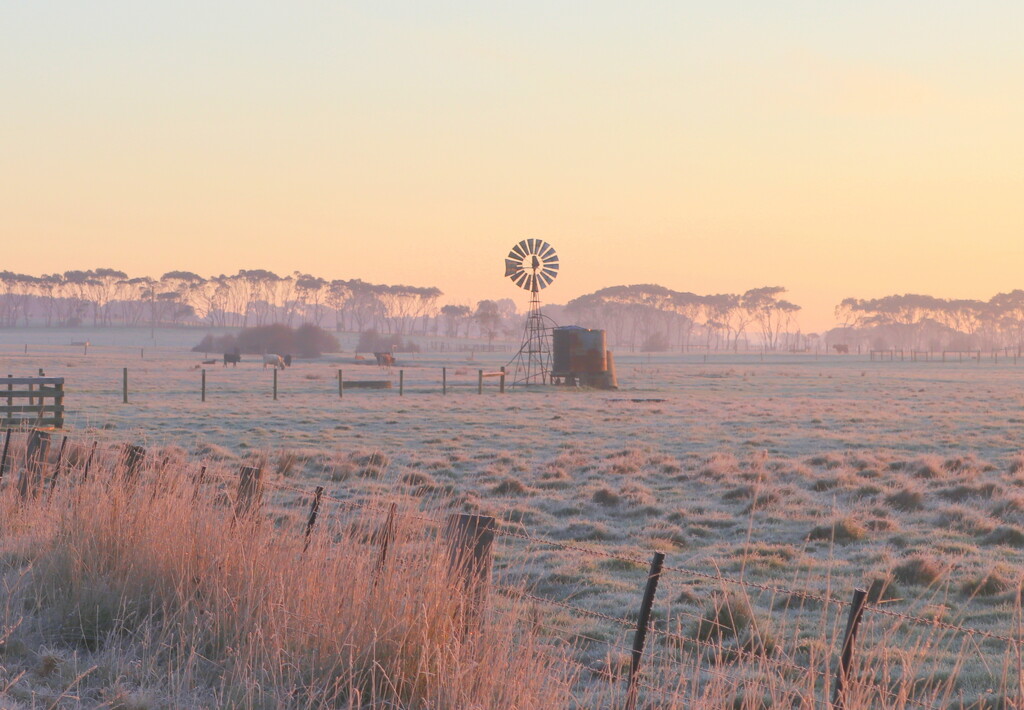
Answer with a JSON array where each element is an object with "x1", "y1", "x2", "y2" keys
[{"x1": 503, "y1": 239, "x2": 558, "y2": 387}]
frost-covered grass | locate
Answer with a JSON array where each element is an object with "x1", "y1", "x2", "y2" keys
[{"x1": 2, "y1": 330, "x2": 1024, "y2": 707}]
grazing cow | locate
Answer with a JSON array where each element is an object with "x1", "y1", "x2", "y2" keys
[
  {"x1": 283, "y1": 354, "x2": 292, "y2": 367},
  {"x1": 374, "y1": 352, "x2": 395, "y2": 370},
  {"x1": 832, "y1": 344, "x2": 850, "y2": 354},
  {"x1": 263, "y1": 354, "x2": 286, "y2": 369},
  {"x1": 224, "y1": 352, "x2": 242, "y2": 367}
]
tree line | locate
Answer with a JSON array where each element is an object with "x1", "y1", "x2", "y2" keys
[
  {"x1": 0, "y1": 269, "x2": 529, "y2": 342},
  {"x1": 561, "y1": 284, "x2": 802, "y2": 352},
  {"x1": 831, "y1": 292, "x2": 1024, "y2": 352}
]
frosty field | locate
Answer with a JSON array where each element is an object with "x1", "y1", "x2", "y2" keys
[{"x1": 4, "y1": 328, "x2": 1024, "y2": 706}]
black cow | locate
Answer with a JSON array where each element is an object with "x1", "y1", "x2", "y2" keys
[{"x1": 224, "y1": 352, "x2": 241, "y2": 367}]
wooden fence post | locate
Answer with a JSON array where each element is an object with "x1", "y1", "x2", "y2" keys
[
  {"x1": 122, "y1": 367, "x2": 128, "y2": 404},
  {"x1": 445, "y1": 513, "x2": 496, "y2": 634},
  {"x1": 478, "y1": 370, "x2": 483, "y2": 394},
  {"x1": 625, "y1": 551, "x2": 666, "y2": 710},
  {"x1": 201, "y1": 368, "x2": 206, "y2": 402},
  {"x1": 442, "y1": 367, "x2": 447, "y2": 395},
  {"x1": 338, "y1": 369, "x2": 343, "y2": 398},
  {"x1": 303, "y1": 486, "x2": 324, "y2": 552},
  {"x1": 399, "y1": 369, "x2": 404, "y2": 396},
  {"x1": 273, "y1": 368, "x2": 278, "y2": 400},
  {"x1": 236, "y1": 465, "x2": 263, "y2": 517},
  {"x1": 831, "y1": 588, "x2": 868, "y2": 710},
  {"x1": 18, "y1": 429, "x2": 51, "y2": 499},
  {"x1": 0, "y1": 428, "x2": 11, "y2": 484},
  {"x1": 121, "y1": 444, "x2": 146, "y2": 482},
  {"x1": 499, "y1": 366, "x2": 506, "y2": 394}
]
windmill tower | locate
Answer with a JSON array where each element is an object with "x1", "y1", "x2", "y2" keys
[{"x1": 504, "y1": 239, "x2": 559, "y2": 387}]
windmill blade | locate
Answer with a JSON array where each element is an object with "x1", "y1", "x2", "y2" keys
[
  {"x1": 505, "y1": 259, "x2": 523, "y2": 277},
  {"x1": 538, "y1": 242, "x2": 555, "y2": 259},
  {"x1": 541, "y1": 267, "x2": 558, "y2": 282},
  {"x1": 537, "y1": 272, "x2": 553, "y2": 288},
  {"x1": 514, "y1": 271, "x2": 530, "y2": 289},
  {"x1": 508, "y1": 246, "x2": 525, "y2": 260},
  {"x1": 527, "y1": 274, "x2": 538, "y2": 292},
  {"x1": 517, "y1": 239, "x2": 530, "y2": 257},
  {"x1": 544, "y1": 259, "x2": 559, "y2": 271}
]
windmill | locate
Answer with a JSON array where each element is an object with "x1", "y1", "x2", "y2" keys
[{"x1": 504, "y1": 239, "x2": 559, "y2": 387}]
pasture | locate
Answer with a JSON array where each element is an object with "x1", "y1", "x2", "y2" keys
[{"x1": 3, "y1": 327, "x2": 1024, "y2": 707}]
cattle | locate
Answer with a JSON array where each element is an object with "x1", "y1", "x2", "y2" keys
[
  {"x1": 283, "y1": 354, "x2": 292, "y2": 367},
  {"x1": 832, "y1": 344, "x2": 850, "y2": 354},
  {"x1": 263, "y1": 354, "x2": 286, "y2": 369},
  {"x1": 374, "y1": 352, "x2": 395, "y2": 370},
  {"x1": 224, "y1": 352, "x2": 242, "y2": 367}
]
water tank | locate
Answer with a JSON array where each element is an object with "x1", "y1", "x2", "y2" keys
[{"x1": 552, "y1": 326, "x2": 607, "y2": 376}]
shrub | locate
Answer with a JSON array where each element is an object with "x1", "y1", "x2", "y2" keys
[
  {"x1": 192, "y1": 324, "x2": 339, "y2": 358},
  {"x1": 355, "y1": 329, "x2": 420, "y2": 354}
]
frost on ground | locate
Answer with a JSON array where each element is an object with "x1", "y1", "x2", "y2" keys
[{"x1": 2, "y1": 330, "x2": 1024, "y2": 706}]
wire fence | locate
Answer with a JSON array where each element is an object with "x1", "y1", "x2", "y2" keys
[{"x1": 1, "y1": 428, "x2": 1020, "y2": 709}]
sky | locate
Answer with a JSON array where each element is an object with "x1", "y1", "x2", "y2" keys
[{"x1": 2, "y1": 2, "x2": 1022, "y2": 331}]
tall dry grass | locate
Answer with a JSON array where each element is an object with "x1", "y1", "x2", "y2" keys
[
  {"x1": 0, "y1": 449, "x2": 573, "y2": 708},
  {"x1": 1, "y1": 437, "x2": 1019, "y2": 709}
]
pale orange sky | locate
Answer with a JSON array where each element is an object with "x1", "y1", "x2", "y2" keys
[{"x1": 2, "y1": 3, "x2": 1022, "y2": 331}]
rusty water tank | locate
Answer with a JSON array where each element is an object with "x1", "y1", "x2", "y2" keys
[{"x1": 552, "y1": 326, "x2": 607, "y2": 376}]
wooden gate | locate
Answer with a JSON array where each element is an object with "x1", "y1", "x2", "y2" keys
[{"x1": 1, "y1": 377, "x2": 65, "y2": 429}]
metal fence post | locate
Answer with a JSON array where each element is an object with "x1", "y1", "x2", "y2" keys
[
  {"x1": 831, "y1": 588, "x2": 868, "y2": 709},
  {"x1": 303, "y1": 486, "x2": 324, "y2": 552},
  {"x1": 625, "y1": 551, "x2": 665, "y2": 710}
]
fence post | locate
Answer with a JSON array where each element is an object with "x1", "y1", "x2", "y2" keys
[
  {"x1": 625, "y1": 551, "x2": 666, "y2": 710},
  {"x1": 141, "y1": 348, "x2": 144, "y2": 359},
  {"x1": 47, "y1": 435, "x2": 69, "y2": 498},
  {"x1": 445, "y1": 513, "x2": 496, "y2": 634},
  {"x1": 442, "y1": 367, "x2": 447, "y2": 395},
  {"x1": 303, "y1": 486, "x2": 324, "y2": 552},
  {"x1": 478, "y1": 369, "x2": 483, "y2": 394},
  {"x1": 399, "y1": 369, "x2": 404, "y2": 396},
  {"x1": 121, "y1": 444, "x2": 146, "y2": 482},
  {"x1": 338, "y1": 369, "x2": 343, "y2": 398},
  {"x1": 500, "y1": 366, "x2": 505, "y2": 394},
  {"x1": 201, "y1": 368, "x2": 206, "y2": 402},
  {"x1": 235, "y1": 465, "x2": 263, "y2": 517},
  {"x1": 122, "y1": 367, "x2": 128, "y2": 404},
  {"x1": 82, "y1": 440, "x2": 98, "y2": 481},
  {"x1": 374, "y1": 502, "x2": 398, "y2": 580},
  {"x1": 18, "y1": 429, "x2": 51, "y2": 499},
  {"x1": 831, "y1": 588, "x2": 868, "y2": 710},
  {"x1": 0, "y1": 428, "x2": 11, "y2": 484},
  {"x1": 273, "y1": 368, "x2": 278, "y2": 400}
]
